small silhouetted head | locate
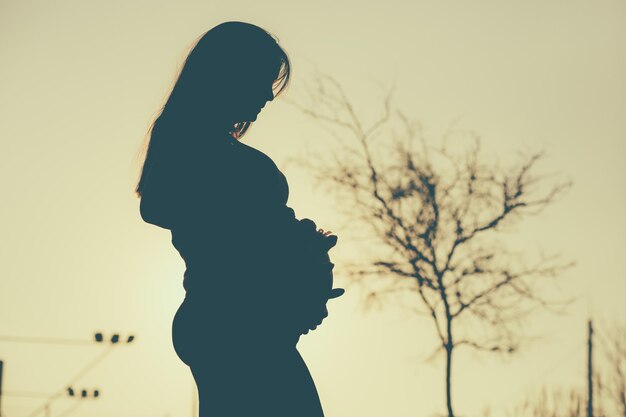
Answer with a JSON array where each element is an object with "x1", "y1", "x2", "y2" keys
[
  {"x1": 166, "y1": 21, "x2": 291, "y2": 133},
  {"x1": 135, "y1": 21, "x2": 291, "y2": 198}
]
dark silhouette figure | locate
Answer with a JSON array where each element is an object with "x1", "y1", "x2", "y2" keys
[{"x1": 135, "y1": 21, "x2": 344, "y2": 417}]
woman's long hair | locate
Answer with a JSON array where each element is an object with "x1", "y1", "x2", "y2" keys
[{"x1": 134, "y1": 21, "x2": 291, "y2": 198}]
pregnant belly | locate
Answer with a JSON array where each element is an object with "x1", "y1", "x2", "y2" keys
[{"x1": 171, "y1": 292, "x2": 300, "y2": 367}]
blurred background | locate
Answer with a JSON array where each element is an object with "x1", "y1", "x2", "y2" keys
[{"x1": 0, "y1": 1, "x2": 624, "y2": 416}]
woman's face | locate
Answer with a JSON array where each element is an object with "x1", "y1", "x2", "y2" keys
[{"x1": 227, "y1": 60, "x2": 280, "y2": 123}]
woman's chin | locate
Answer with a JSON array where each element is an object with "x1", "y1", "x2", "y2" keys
[{"x1": 235, "y1": 110, "x2": 260, "y2": 123}]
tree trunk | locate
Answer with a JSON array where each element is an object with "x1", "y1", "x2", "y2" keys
[{"x1": 445, "y1": 344, "x2": 454, "y2": 417}]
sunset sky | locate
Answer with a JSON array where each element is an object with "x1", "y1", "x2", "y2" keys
[{"x1": 1, "y1": 1, "x2": 625, "y2": 416}]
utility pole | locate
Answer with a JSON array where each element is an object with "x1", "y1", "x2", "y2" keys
[
  {"x1": 0, "y1": 360, "x2": 4, "y2": 417},
  {"x1": 587, "y1": 319, "x2": 593, "y2": 417}
]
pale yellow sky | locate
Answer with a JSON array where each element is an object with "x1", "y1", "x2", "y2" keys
[{"x1": 1, "y1": 1, "x2": 625, "y2": 417}]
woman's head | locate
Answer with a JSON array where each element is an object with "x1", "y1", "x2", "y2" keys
[
  {"x1": 165, "y1": 21, "x2": 291, "y2": 132},
  {"x1": 135, "y1": 21, "x2": 291, "y2": 198}
]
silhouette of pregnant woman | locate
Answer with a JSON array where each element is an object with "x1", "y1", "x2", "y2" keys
[{"x1": 135, "y1": 21, "x2": 344, "y2": 416}]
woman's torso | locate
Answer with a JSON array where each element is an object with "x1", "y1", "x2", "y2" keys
[
  {"x1": 169, "y1": 136, "x2": 291, "y2": 293},
  {"x1": 169, "y1": 134, "x2": 302, "y2": 349}
]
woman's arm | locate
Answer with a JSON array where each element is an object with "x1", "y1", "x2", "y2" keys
[{"x1": 139, "y1": 138, "x2": 237, "y2": 230}]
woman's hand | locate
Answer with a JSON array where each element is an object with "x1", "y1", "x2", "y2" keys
[
  {"x1": 318, "y1": 228, "x2": 333, "y2": 237},
  {"x1": 283, "y1": 219, "x2": 343, "y2": 336}
]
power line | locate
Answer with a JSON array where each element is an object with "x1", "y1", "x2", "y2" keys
[
  {"x1": 24, "y1": 346, "x2": 115, "y2": 417},
  {"x1": 0, "y1": 391, "x2": 51, "y2": 399},
  {"x1": 0, "y1": 336, "x2": 93, "y2": 347}
]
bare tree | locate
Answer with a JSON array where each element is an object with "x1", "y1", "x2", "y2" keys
[
  {"x1": 507, "y1": 386, "x2": 585, "y2": 417},
  {"x1": 285, "y1": 72, "x2": 575, "y2": 417}
]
